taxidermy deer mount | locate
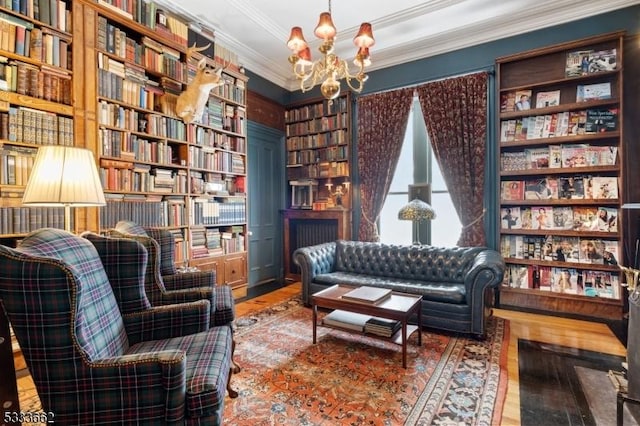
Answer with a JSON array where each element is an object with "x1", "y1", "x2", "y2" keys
[{"x1": 175, "y1": 43, "x2": 228, "y2": 124}]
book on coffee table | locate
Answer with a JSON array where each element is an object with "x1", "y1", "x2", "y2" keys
[
  {"x1": 364, "y1": 317, "x2": 402, "y2": 337},
  {"x1": 341, "y1": 286, "x2": 392, "y2": 304}
]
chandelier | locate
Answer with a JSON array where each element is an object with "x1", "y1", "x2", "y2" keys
[{"x1": 286, "y1": 0, "x2": 375, "y2": 100}]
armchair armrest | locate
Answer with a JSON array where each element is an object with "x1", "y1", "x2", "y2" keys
[
  {"x1": 463, "y1": 249, "x2": 505, "y2": 337},
  {"x1": 163, "y1": 270, "x2": 215, "y2": 292},
  {"x1": 293, "y1": 241, "x2": 337, "y2": 304},
  {"x1": 123, "y1": 300, "x2": 211, "y2": 345},
  {"x1": 91, "y1": 350, "x2": 187, "y2": 424}
]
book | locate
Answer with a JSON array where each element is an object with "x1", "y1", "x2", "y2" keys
[
  {"x1": 535, "y1": 90, "x2": 560, "y2": 108},
  {"x1": 341, "y1": 286, "x2": 392, "y2": 304},
  {"x1": 576, "y1": 82, "x2": 611, "y2": 102},
  {"x1": 364, "y1": 317, "x2": 401, "y2": 337},
  {"x1": 322, "y1": 310, "x2": 371, "y2": 332}
]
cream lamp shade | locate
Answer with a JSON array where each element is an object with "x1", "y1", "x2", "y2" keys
[{"x1": 22, "y1": 146, "x2": 106, "y2": 232}]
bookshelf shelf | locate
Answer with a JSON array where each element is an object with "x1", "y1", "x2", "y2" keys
[{"x1": 497, "y1": 31, "x2": 625, "y2": 318}]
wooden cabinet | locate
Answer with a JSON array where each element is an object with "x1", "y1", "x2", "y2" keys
[
  {"x1": 190, "y1": 252, "x2": 247, "y2": 298},
  {"x1": 496, "y1": 31, "x2": 625, "y2": 319},
  {"x1": 85, "y1": 1, "x2": 249, "y2": 298}
]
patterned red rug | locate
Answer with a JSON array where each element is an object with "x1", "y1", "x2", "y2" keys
[{"x1": 224, "y1": 297, "x2": 509, "y2": 425}]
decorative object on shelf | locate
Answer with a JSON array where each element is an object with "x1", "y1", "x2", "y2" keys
[
  {"x1": 290, "y1": 179, "x2": 318, "y2": 209},
  {"x1": 175, "y1": 44, "x2": 228, "y2": 124},
  {"x1": 22, "y1": 146, "x2": 106, "y2": 232},
  {"x1": 398, "y1": 199, "x2": 436, "y2": 245},
  {"x1": 325, "y1": 179, "x2": 350, "y2": 209},
  {"x1": 286, "y1": 0, "x2": 375, "y2": 99}
]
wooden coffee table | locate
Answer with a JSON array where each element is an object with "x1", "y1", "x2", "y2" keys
[{"x1": 311, "y1": 284, "x2": 422, "y2": 368}]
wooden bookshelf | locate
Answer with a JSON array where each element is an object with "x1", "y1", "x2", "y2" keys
[{"x1": 496, "y1": 31, "x2": 625, "y2": 319}]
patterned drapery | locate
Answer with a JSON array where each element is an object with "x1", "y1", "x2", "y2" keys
[
  {"x1": 416, "y1": 72, "x2": 488, "y2": 247},
  {"x1": 356, "y1": 88, "x2": 414, "y2": 241}
]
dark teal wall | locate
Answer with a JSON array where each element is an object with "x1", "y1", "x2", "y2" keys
[{"x1": 245, "y1": 5, "x2": 640, "y2": 247}]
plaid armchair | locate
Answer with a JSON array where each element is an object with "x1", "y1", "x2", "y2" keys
[
  {"x1": 105, "y1": 221, "x2": 239, "y2": 372},
  {"x1": 0, "y1": 228, "x2": 233, "y2": 425}
]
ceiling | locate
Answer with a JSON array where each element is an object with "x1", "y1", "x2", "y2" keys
[{"x1": 155, "y1": 0, "x2": 639, "y2": 92}]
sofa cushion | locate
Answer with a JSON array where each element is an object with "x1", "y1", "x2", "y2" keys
[
  {"x1": 334, "y1": 240, "x2": 484, "y2": 283},
  {"x1": 313, "y1": 272, "x2": 466, "y2": 304}
]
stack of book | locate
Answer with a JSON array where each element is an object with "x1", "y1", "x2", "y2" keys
[
  {"x1": 364, "y1": 317, "x2": 402, "y2": 337},
  {"x1": 322, "y1": 310, "x2": 371, "y2": 332}
]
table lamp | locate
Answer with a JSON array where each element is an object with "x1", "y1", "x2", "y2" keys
[
  {"x1": 398, "y1": 198, "x2": 436, "y2": 245},
  {"x1": 22, "y1": 146, "x2": 106, "y2": 232}
]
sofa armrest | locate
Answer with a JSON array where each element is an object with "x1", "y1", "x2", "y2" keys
[
  {"x1": 463, "y1": 249, "x2": 505, "y2": 336},
  {"x1": 293, "y1": 241, "x2": 337, "y2": 305}
]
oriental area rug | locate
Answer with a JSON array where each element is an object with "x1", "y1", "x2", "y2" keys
[{"x1": 224, "y1": 297, "x2": 509, "y2": 425}]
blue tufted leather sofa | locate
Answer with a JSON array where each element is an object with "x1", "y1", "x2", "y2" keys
[{"x1": 293, "y1": 240, "x2": 505, "y2": 338}]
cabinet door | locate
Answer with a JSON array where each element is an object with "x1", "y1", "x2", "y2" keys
[
  {"x1": 224, "y1": 254, "x2": 247, "y2": 287},
  {"x1": 190, "y1": 256, "x2": 223, "y2": 285}
]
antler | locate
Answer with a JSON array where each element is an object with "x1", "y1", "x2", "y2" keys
[{"x1": 186, "y1": 42, "x2": 211, "y2": 58}]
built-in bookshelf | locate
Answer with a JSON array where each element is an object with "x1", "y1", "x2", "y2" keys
[
  {"x1": 496, "y1": 31, "x2": 625, "y2": 319},
  {"x1": 283, "y1": 94, "x2": 353, "y2": 280},
  {"x1": 88, "y1": 1, "x2": 249, "y2": 298},
  {"x1": 0, "y1": 0, "x2": 74, "y2": 237}
]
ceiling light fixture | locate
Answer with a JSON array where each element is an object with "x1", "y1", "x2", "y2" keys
[{"x1": 286, "y1": 0, "x2": 375, "y2": 100}]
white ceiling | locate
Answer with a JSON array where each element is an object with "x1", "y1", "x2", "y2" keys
[{"x1": 156, "y1": 0, "x2": 639, "y2": 92}]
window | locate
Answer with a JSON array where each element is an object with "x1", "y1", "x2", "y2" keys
[{"x1": 379, "y1": 97, "x2": 462, "y2": 247}]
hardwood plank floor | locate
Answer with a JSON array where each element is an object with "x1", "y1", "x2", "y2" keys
[{"x1": 15, "y1": 282, "x2": 627, "y2": 425}]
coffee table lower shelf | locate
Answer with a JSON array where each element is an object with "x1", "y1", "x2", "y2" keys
[{"x1": 320, "y1": 319, "x2": 420, "y2": 346}]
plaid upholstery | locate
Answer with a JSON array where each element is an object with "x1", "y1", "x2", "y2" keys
[
  {"x1": 110, "y1": 222, "x2": 236, "y2": 328},
  {"x1": 0, "y1": 228, "x2": 232, "y2": 425}
]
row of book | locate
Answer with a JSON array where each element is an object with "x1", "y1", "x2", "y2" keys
[
  {"x1": 501, "y1": 205, "x2": 618, "y2": 232},
  {"x1": 99, "y1": 128, "x2": 177, "y2": 165},
  {"x1": 287, "y1": 161, "x2": 350, "y2": 181},
  {"x1": 2, "y1": 0, "x2": 70, "y2": 32},
  {"x1": 0, "y1": 107, "x2": 73, "y2": 145},
  {"x1": 500, "y1": 234, "x2": 619, "y2": 266},
  {"x1": 501, "y1": 175, "x2": 618, "y2": 201},
  {"x1": 0, "y1": 143, "x2": 34, "y2": 185},
  {"x1": 190, "y1": 197, "x2": 246, "y2": 226},
  {"x1": 503, "y1": 264, "x2": 619, "y2": 299},
  {"x1": 287, "y1": 145, "x2": 349, "y2": 167},
  {"x1": 0, "y1": 58, "x2": 71, "y2": 104},
  {"x1": 188, "y1": 126, "x2": 246, "y2": 153},
  {"x1": 100, "y1": 196, "x2": 185, "y2": 228},
  {"x1": 0, "y1": 206, "x2": 67, "y2": 234},
  {"x1": 286, "y1": 129, "x2": 348, "y2": 151},
  {"x1": 190, "y1": 225, "x2": 244, "y2": 257},
  {"x1": 285, "y1": 112, "x2": 349, "y2": 137},
  {"x1": 285, "y1": 96, "x2": 348, "y2": 123},
  {"x1": 322, "y1": 310, "x2": 402, "y2": 338},
  {"x1": 207, "y1": 73, "x2": 245, "y2": 106},
  {"x1": 499, "y1": 108, "x2": 618, "y2": 142},
  {"x1": 99, "y1": 160, "x2": 188, "y2": 193},
  {"x1": 188, "y1": 146, "x2": 245, "y2": 174},
  {"x1": 501, "y1": 144, "x2": 617, "y2": 171}
]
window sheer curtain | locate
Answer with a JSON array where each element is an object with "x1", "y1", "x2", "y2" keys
[
  {"x1": 356, "y1": 88, "x2": 414, "y2": 241},
  {"x1": 416, "y1": 72, "x2": 488, "y2": 247}
]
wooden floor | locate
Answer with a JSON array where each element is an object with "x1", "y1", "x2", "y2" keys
[{"x1": 16, "y1": 282, "x2": 627, "y2": 425}]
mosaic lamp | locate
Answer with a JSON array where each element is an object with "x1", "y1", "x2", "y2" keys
[{"x1": 398, "y1": 198, "x2": 436, "y2": 245}]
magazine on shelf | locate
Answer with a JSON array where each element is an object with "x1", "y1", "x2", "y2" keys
[
  {"x1": 585, "y1": 108, "x2": 618, "y2": 133},
  {"x1": 565, "y1": 50, "x2": 593, "y2": 77},
  {"x1": 500, "y1": 91, "x2": 516, "y2": 112},
  {"x1": 531, "y1": 206, "x2": 554, "y2": 230},
  {"x1": 558, "y1": 176, "x2": 585, "y2": 199},
  {"x1": 524, "y1": 178, "x2": 556, "y2": 200},
  {"x1": 568, "y1": 110, "x2": 587, "y2": 135},
  {"x1": 341, "y1": 286, "x2": 392, "y2": 304},
  {"x1": 552, "y1": 206, "x2": 574, "y2": 230},
  {"x1": 603, "y1": 240, "x2": 620, "y2": 266},
  {"x1": 576, "y1": 82, "x2": 612, "y2": 102},
  {"x1": 501, "y1": 207, "x2": 522, "y2": 229},
  {"x1": 553, "y1": 236, "x2": 580, "y2": 263},
  {"x1": 551, "y1": 267, "x2": 579, "y2": 294},
  {"x1": 501, "y1": 181, "x2": 524, "y2": 201},
  {"x1": 587, "y1": 49, "x2": 618, "y2": 74},
  {"x1": 500, "y1": 151, "x2": 527, "y2": 171},
  {"x1": 573, "y1": 206, "x2": 599, "y2": 231},
  {"x1": 597, "y1": 207, "x2": 618, "y2": 233},
  {"x1": 591, "y1": 176, "x2": 618, "y2": 199},
  {"x1": 524, "y1": 147, "x2": 550, "y2": 169},
  {"x1": 514, "y1": 89, "x2": 532, "y2": 111},
  {"x1": 535, "y1": 90, "x2": 561, "y2": 108},
  {"x1": 579, "y1": 239, "x2": 605, "y2": 264},
  {"x1": 549, "y1": 145, "x2": 562, "y2": 168},
  {"x1": 520, "y1": 207, "x2": 533, "y2": 229},
  {"x1": 561, "y1": 144, "x2": 589, "y2": 168}
]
